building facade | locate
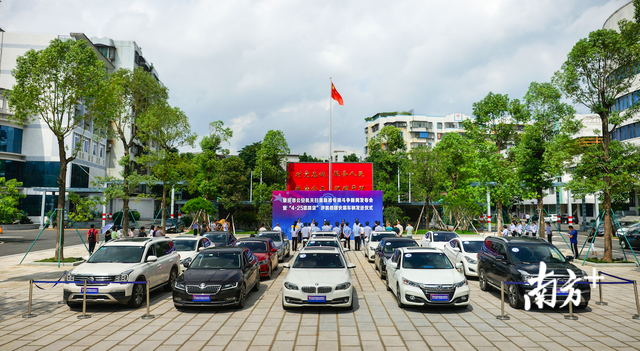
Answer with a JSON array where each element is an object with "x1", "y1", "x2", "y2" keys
[{"x1": 363, "y1": 112, "x2": 471, "y2": 158}]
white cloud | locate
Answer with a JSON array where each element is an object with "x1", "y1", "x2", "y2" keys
[{"x1": 0, "y1": 0, "x2": 627, "y2": 158}]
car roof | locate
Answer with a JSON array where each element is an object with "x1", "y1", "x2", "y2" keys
[
  {"x1": 104, "y1": 237, "x2": 166, "y2": 246},
  {"x1": 315, "y1": 231, "x2": 336, "y2": 234},
  {"x1": 173, "y1": 236, "x2": 204, "y2": 240},
  {"x1": 201, "y1": 247, "x2": 245, "y2": 253},
  {"x1": 492, "y1": 236, "x2": 547, "y2": 244},
  {"x1": 309, "y1": 237, "x2": 339, "y2": 241},
  {"x1": 258, "y1": 231, "x2": 281, "y2": 234},
  {"x1": 300, "y1": 246, "x2": 340, "y2": 252},
  {"x1": 429, "y1": 231, "x2": 458, "y2": 234},
  {"x1": 399, "y1": 247, "x2": 441, "y2": 253},
  {"x1": 454, "y1": 237, "x2": 485, "y2": 241},
  {"x1": 382, "y1": 237, "x2": 417, "y2": 242},
  {"x1": 203, "y1": 231, "x2": 230, "y2": 236},
  {"x1": 237, "y1": 237, "x2": 270, "y2": 242}
]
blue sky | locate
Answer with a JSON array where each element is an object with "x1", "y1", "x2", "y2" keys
[{"x1": 0, "y1": 0, "x2": 626, "y2": 157}]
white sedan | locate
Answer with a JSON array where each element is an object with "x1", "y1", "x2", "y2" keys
[
  {"x1": 282, "y1": 247, "x2": 356, "y2": 309},
  {"x1": 420, "y1": 231, "x2": 460, "y2": 250},
  {"x1": 386, "y1": 247, "x2": 470, "y2": 308},
  {"x1": 364, "y1": 231, "x2": 398, "y2": 261},
  {"x1": 172, "y1": 235, "x2": 212, "y2": 272},
  {"x1": 442, "y1": 237, "x2": 484, "y2": 277}
]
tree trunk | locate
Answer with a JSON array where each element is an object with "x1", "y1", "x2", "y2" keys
[
  {"x1": 496, "y1": 200, "x2": 503, "y2": 233},
  {"x1": 161, "y1": 185, "x2": 167, "y2": 234},
  {"x1": 54, "y1": 140, "x2": 67, "y2": 261},
  {"x1": 536, "y1": 188, "x2": 544, "y2": 238},
  {"x1": 122, "y1": 147, "x2": 130, "y2": 236},
  {"x1": 602, "y1": 178, "x2": 613, "y2": 262}
]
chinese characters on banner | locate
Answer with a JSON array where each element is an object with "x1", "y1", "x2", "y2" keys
[
  {"x1": 523, "y1": 262, "x2": 600, "y2": 310},
  {"x1": 272, "y1": 190, "x2": 383, "y2": 239},
  {"x1": 286, "y1": 162, "x2": 373, "y2": 191}
]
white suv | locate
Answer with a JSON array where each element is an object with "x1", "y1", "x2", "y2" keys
[{"x1": 64, "y1": 237, "x2": 180, "y2": 308}]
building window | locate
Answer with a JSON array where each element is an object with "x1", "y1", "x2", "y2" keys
[
  {"x1": 0, "y1": 159, "x2": 23, "y2": 181},
  {"x1": 74, "y1": 133, "x2": 82, "y2": 151},
  {"x1": 445, "y1": 122, "x2": 456, "y2": 128},
  {"x1": 371, "y1": 124, "x2": 379, "y2": 133},
  {"x1": 71, "y1": 164, "x2": 90, "y2": 188},
  {"x1": 19, "y1": 195, "x2": 56, "y2": 216},
  {"x1": 22, "y1": 162, "x2": 60, "y2": 187},
  {"x1": 99, "y1": 144, "x2": 105, "y2": 158},
  {"x1": 92, "y1": 141, "x2": 98, "y2": 155},
  {"x1": 437, "y1": 122, "x2": 443, "y2": 129},
  {"x1": 0, "y1": 126, "x2": 23, "y2": 154},
  {"x1": 83, "y1": 138, "x2": 90, "y2": 153},
  {"x1": 364, "y1": 127, "x2": 368, "y2": 135}
]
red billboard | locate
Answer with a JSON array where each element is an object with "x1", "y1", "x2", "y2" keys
[{"x1": 287, "y1": 162, "x2": 373, "y2": 191}]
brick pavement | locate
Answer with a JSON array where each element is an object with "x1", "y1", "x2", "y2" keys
[{"x1": 0, "y1": 242, "x2": 640, "y2": 350}]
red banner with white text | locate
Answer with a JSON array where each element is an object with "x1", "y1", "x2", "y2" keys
[{"x1": 286, "y1": 162, "x2": 373, "y2": 191}]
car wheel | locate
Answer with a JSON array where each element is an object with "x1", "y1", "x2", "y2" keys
[
  {"x1": 478, "y1": 267, "x2": 491, "y2": 292},
  {"x1": 386, "y1": 276, "x2": 391, "y2": 291},
  {"x1": 507, "y1": 280, "x2": 524, "y2": 309},
  {"x1": 282, "y1": 299, "x2": 290, "y2": 311},
  {"x1": 128, "y1": 280, "x2": 146, "y2": 308},
  {"x1": 396, "y1": 284, "x2": 404, "y2": 308},
  {"x1": 253, "y1": 278, "x2": 260, "y2": 291},
  {"x1": 621, "y1": 240, "x2": 629, "y2": 249},
  {"x1": 346, "y1": 293, "x2": 354, "y2": 310},
  {"x1": 164, "y1": 267, "x2": 178, "y2": 292},
  {"x1": 267, "y1": 265, "x2": 272, "y2": 279},
  {"x1": 380, "y1": 266, "x2": 386, "y2": 279},
  {"x1": 374, "y1": 260, "x2": 378, "y2": 271},
  {"x1": 236, "y1": 285, "x2": 246, "y2": 309}
]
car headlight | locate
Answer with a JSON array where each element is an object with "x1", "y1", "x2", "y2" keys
[
  {"x1": 383, "y1": 257, "x2": 389, "y2": 264},
  {"x1": 284, "y1": 282, "x2": 299, "y2": 290},
  {"x1": 67, "y1": 273, "x2": 74, "y2": 281},
  {"x1": 335, "y1": 282, "x2": 351, "y2": 290},
  {"x1": 402, "y1": 278, "x2": 422, "y2": 288},
  {"x1": 222, "y1": 282, "x2": 239, "y2": 290},
  {"x1": 517, "y1": 270, "x2": 536, "y2": 283},
  {"x1": 180, "y1": 257, "x2": 192, "y2": 265},
  {"x1": 453, "y1": 279, "x2": 468, "y2": 288},
  {"x1": 258, "y1": 260, "x2": 268, "y2": 265},
  {"x1": 175, "y1": 281, "x2": 186, "y2": 290},
  {"x1": 464, "y1": 256, "x2": 477, "y2": 265},
  {"x1": 115, "y1": 269, "x2": 134, "y2": 282}
]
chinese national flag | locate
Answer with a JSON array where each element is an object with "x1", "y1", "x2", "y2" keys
[{"x1": 331, "y1": 83, "x2": 344, "y2": 106}]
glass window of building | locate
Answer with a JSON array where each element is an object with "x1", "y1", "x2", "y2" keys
[
  {"x1": 74, "y1": 133, "x2": 82, "y2": 150},
  {"x1": 83, "y1": 138, "x2": 90, "y2": 153},
  {"x1": 92, "y1": 141, "x2": 98, "y2": 155},
  {"x1": 71, "y1": 164, "x2": 90, "y2": 188},
  {"x1": 437, "y1": 122, "x2": 443, "y2": 129},
  {"x1": 445, "y1": 122, "x2": 456, "y2": 128},
  {"x1": 0, "y1": 126, "x2": 23, "y2": 154},
  {"x1": 99, "y1": 144, "x2": 105, "y2": 158}
]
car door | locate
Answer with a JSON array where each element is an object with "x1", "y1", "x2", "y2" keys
[
  {"x1": 155, "y1": 241, "x2": 173, "y2": 287},
  {"x1": 422, "y1": 232, "x2": 432, "y2": 247},
  {"x1": 386, "y1": 250, "x2": 400, "y2": 291},
  {"x1": 443, "y1": 239, "x2": 456, "y2": 263},
  {"x1": 268, "y1": 239, "x2": 278, "y2": 270},
  {"x1": 144, "y1": 244, "x2": 159, "y2": 286},
  {"x1": 489, "y1": 241, "x2": 509, "y2": 285}
]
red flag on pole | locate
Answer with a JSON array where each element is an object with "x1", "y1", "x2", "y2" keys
[{"x1": 331, "y1": 83, "x2": 344, "y2": 106}]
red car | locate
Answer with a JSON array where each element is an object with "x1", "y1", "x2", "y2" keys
[{"x1": 235, "y1": 237, "x2": 279, "y2": 279}]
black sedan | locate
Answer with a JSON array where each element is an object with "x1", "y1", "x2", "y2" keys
[
  {"x1": 173, "y1": 247, "x2": 260, "y2": 308},
  {"x1": 203, "y1": 231, "x2": 238, "y2": 247},
  {"x1": 374, "y1": 237, "x2": 418, "y2": 279},
  {"x1": 620, "y1": 227, "x2": 640, "y2": 249},
  {"x1": 165, "y1": 219, "x2": 186, "y2": 233}
]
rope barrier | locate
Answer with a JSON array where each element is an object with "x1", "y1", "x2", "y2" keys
[{"x1": 33, "y1": 271, "x2": 67, "y2": 290}]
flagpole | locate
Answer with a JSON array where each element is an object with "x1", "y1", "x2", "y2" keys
[{"x1": 329, "y1": 77, "x2": 332, "y2": 191}]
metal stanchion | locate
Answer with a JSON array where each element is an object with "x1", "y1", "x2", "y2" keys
[
  {"x1": 57, "y1": 270, "x2": 68, "y2": 304},
  {"x1": 633, "y1": 280, "x2": 640, "y2": 320},
  {"x1": 22, "y1": 280, "x2": 37, "y2": 318},
  {"x1": 77, "y1": 280, "x2": 91, "y2": 319},
  {"x1": 496, "y1": 281, "x2": 510, "y2": 320},
  {"x1": 595, "y1": 271, "x2": 607, "y2": 306},
  {"x1": 564, "y1": 299, "x2": 578, "y2": 320},
  {"x1": 141, "y1": 281, "x2": 155, "y2": 320}
]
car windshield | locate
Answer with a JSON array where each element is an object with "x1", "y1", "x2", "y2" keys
[
  {"x1": 383, "y1": 241, "x2": 418, "y2": 253},
  {"x1": 402, "y1": 252, "x2": 453, "y2": 269},
  {"x1": 189, "y1": 252, "x2": 240, "y2": 269},
  {"x1": 173, "y1": 240, "x2": 197, "y2": 251},
  {"x1": 236, "y1": 241, "x2": 267, "y2": 253},
  {"x1": 87, "y1": 246, "x2": 144, "y2": 263},
  {"x1": 258, "y1": 233, "x2": 281, "y2": 242},
  {"x1": 312, "y1": 233, "x2": 337, "y2": 238},
  {"x1": 509, "y1": 244, "x2": 567, "y2": 264},
  {"x1": 370, "y1": 233, "x2": 397, "y2": 242},
  {"x1": 461, "y1": 241, "x2": 484, "y2": 253},
  {"x1": 292, "y1": 252, "x2": 345, "y2": 268},
  {"x1": 432, "y1": 232, "x2": 459, "y2": 242},
  {"x1": 204, "y1": 233, "x2": 227, "y2": 242},
  {"x1": 307, "y1": 240, "x2": 340, "y2": 249}
]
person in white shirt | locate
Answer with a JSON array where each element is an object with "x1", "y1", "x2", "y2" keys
[
  {"x1": 364, "y1": 222, "x2": 372, "y2": 240},
  {"x1": 259, "y1": 224, "x2": 267, "y2": 232},
  {"x1": 353, "y1": 220, "x2": 361, "y2": 251},
  {"x1": 273, "y1": 223, "x2": 282, "y2": 232},
  {"x1": 516, "y1": 222, "x2": 523, "y2": 236},
  {"x1": 374, "y1": 221, "x2": 384, "y2": 232},
  {"x1": 530, "y1": 223, "x2": 538, "y2": 237},
  {"x1": 396, "y1": 220, "x2": 404, "y2": 236},
  {"x1": 502, "y1": 225, "x2": 509, "y2": 237},
  {"x1": 311, "y1": 220, "x2": 320, "y2": 233},
  {"x1": 301, "y1": 223, "x2": 311, "y2": 246},
  {"x1": 223, "y1": 221, "x2": 229, "y2": 232},
  {"x1": 322, "y1": 221, "x2": 332, "y2": 231},
  {"x1": 510, "y1": 221, "x2": 516, "y2": 237},
  {"x1": 333, "y1": 222, "x2": 341, "y2": 236},
  {"x1": 342, "y1": 222, "x2": 352, "y2": 250}
]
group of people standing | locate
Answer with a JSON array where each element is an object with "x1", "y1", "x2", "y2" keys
[
  {"x1": 87, "y1": 224, "x2": 165, "y2": 254},
  {"x1": 192, "y1": 219, "x2": 229, "y2": 235},
  {"x1": 285, "y1": 219, "x2": 414, "y2": 252}
]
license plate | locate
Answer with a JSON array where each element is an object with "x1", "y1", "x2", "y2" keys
[
  {"x1": 307, "y1": 295, "x2": 326, "y2": 303},
  {"x1": 430, "y1": 294, "x2": 449, "y2": 301},
  {"x1": 556, "y1": 289, "x2": 569, "y2": 296},
  {"x1": 81, "y1": 288, "x2": 98, "y2": 294},
  {"x1": 193, "y1": 295, "x2": 211, "y2": 302}
]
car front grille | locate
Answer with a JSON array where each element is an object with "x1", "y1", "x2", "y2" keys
[
  {"x1": 186, "y1": 285, "x2": 221, "y2": 294},
  {"x1": 301, "y1": 286, "x2": 332, "y2": 294},
  {"x1": 421, "y1": 288, "x2": 456, "y2": 302},
  {"x1": 74, "y1": 275, "x2": 116, "y2": 286},
  {"x1": 317, "y1": 286, "x2": 332, "y2": 293},
  {"x1": 301, "y1": 286, "x2": 316, "y2": 294}
]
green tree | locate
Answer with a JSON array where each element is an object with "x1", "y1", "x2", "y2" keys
[
  {"x1": 192, "y1": 121, "x2": 233, "y2": 201},
  {"x1": 98, "y1": 67, "x2": 168, "y2": 237},
  {"x1": 218, "y1": 156, "x2": 249, "y2": 214},
  {"x1": 181, "y1": 197, "x2": 216, "y2": 220},
  {"x1": 139, "y1": 102, "x2": 197, "y2": 232},
  {"x1": 6, "y1": 38, "x2": 112, "y2": 260},
  {"x1": 68, "y1": 193, "x2": 102, "y2": 223},
  {"x1": 464, "y1": 92, "x2": 526, "y2": 230},
  {"x1": 435, "y1": 133, "x2": 479, "y2": 230},
  {"x1": 343, "y1": 153, "x2": 359, "y2": 162},
  {"x1": 0, "y1": 178, "x2": 25, "y2": 224},
  {"x1": 553, "y1": 6, "x2": 640, "y2": 261},
  {"x1": 409, "y1": 146, "x2": 442, "y2": 229},
  {"x1": 383, "y1": 206, "x2": 404, "y2": 225},
  {"x1": 238, "y1": 141, "x2": 262, "y2": 170},
  {"x1": 299, "y1": 152, "x2": 322, "y2": 162},
  {"x1": 513, "y1": 82, "x2": 577, "y2": 236},
  {"x1": 253, "y1": 130, "x2": 290, "y2": 225},
  {"x1": 366, "y1": 125, "x2": 408, "y2": 205}
]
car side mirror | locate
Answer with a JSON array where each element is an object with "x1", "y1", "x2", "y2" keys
[
  {"x1": 271, "y1": 247, "x2": 278, "y2": 252},
  {"x1": 347, "y1": 263, "x2": 356, "y2": 269},
  {"x1": 455, "y1": 262, "x2": 463, "y2": 270},
  {"x1": 496, "y1": 255, "x2": 505, "y2": 262},
  {"x1": 183, "y1": 262, "x2": 190, "y2": 268},
  {"x1": 147, "y1": 255, "x2": 158, "y2": 262},
  {"x1": 198, "y1": 247, "x2": 205, "y2": 252},
  {"x1": 453, "y1": 247, "x2": 460, "y2": 252},
  {"x1": 83, "y1": 255, "x2": 90, "y2": 261},
  {"x1": 566, "y1": 255, "x2": 574, "y2": 262},
  {"x1": 283, "y1": 263, "x2": 290, "y2": 268}
]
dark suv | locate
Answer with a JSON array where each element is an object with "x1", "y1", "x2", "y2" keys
[{"x1": 477, "y1": 236, "x2": 590, "y2": 309}]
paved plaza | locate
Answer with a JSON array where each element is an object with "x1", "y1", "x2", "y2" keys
[{"x1": 1, "y1": 242, "x2": 640, "y2": 351}]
